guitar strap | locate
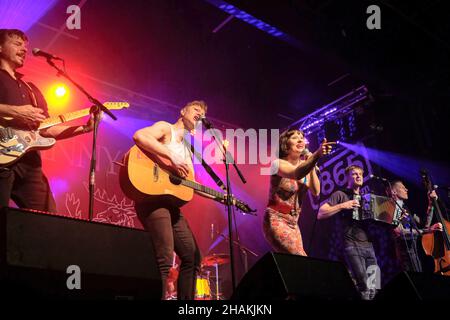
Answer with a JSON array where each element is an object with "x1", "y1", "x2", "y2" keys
[
  {"x1": 183, "y1": 138, "x2": 227, "y2": 192},
  {"x1": 0, "y1": 80, "x2": 39, "y2": 172},
  {"x1": 21, "y1": 80, "x2": 39, "y2": 108}
]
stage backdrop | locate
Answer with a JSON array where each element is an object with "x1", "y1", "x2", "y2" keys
[{"x1": 16, "y1": 121, "x2": 403, "y2": 294}]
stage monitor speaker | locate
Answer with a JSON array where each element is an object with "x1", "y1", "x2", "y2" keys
[
  {"x1": 376, "y1": 271, "x2": 450, "y2": 301},
  {"x1": 0, "y1": 207, "x2": 161, "y2": 300},
  {"x1": 232, "y1": 252, "x2": 359, "y2": 300}
]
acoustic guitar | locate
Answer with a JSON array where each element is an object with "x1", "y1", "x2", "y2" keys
[{"x1": 119, "y1": 145, "x2": 254, "y2": 213}]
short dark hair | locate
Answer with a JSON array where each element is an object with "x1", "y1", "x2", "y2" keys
[
  {"x1": 278, "y1": 129, "x2": 305, "y2": 159},
  {"x1": 0, "y1": 29, "x2": 28, "y2": 45},
  {"x1": 390, "y1": 179, "x2": 403, "y2": 187},
  {"x1": 387, "y1": 179, "x2": 403, "y2": 197}
]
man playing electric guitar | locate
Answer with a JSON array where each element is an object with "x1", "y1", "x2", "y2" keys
[{"x1": 0, "y1": 29, "x2": 98, "y2": 212}]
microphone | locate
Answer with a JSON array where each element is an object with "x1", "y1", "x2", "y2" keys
[
  {"x1": 369, "y1": 174, "x2": 388, "y2": 182},
  {"x1": 301, "y1": 148, "x2": 311, "y2": 157},
  {"x1": 301, "y1": 148, "x2": 320, "y2": 173},
  {"x1": 32, "y1": 48, "x2": 63, "y2": 61},
  {"x1": 210, "y1": 223, "x2": 214, "y2": 240},
  {"x1": 200, "y1": 115, "x2": 213, "y2": 129}
]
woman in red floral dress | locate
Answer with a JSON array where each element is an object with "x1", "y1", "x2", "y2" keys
[{"x1": 263, "y1": 129, "x2": 330, "y2": 255}]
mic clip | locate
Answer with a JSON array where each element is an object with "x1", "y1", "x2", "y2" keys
[{"x1": 201, "y1": 117, "x2": 213, "y2": 129}]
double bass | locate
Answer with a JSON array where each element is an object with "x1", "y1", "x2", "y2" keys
[{"x1": 421, "y1": 169, "x2": 450, "y2": 275}]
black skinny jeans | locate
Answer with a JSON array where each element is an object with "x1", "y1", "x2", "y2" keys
[
  {"x1": 136, "y1": 201, "x2": 201, "y2": 300},
  {"x1": 0, "y1": 165, "x2": 56, "y2": 212}
]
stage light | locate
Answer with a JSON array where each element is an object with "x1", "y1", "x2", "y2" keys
[
  {"x1": 339, "y1": 142, "x2": 450, "y2": 186},
  {"x1": 55, "y1": 86, "x2": 67, "y2": 97},
  {"x1": 45, "y1": 83, "x2": 70, "y2": 112},
  {"x1": 209, "y1": 1, "x2": 285, "y2": 38},
  {"x1": 296, "y1": 86, "x2": 370, "y2": 135}
]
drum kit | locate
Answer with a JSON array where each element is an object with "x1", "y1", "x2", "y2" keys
[
  {"x1": 195, "y1": 253, "x2": 230, "y2": 300},
  {"x1": 165, "y1": 252, "x2": 230, "y2": 300},
  {"x1": 165, "y1": 226, "x2": 259, "y2": 300}
]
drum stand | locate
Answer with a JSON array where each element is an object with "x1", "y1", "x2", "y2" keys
[{"x1": 214, "y1": 262, "x2": 220, "y2": 300}]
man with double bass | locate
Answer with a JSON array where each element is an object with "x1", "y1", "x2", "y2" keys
[
  {"x1": 419, "y1": 171, "x2": 450, "y2": 276},
  {"x1": 390, "y1": 180, "x2": 444, "y2": 273}
]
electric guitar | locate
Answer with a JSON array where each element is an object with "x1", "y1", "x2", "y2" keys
[
  {"x1": 119, "y1": 145, "x2": 255, "y2": 214},
  {"x1": 0, "y1": 102, "x2": 129, "y2": 167}
]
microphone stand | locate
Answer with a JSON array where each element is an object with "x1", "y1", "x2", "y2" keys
[
  {"x1": 202, "y1": 119, "x2": 247, "y2": 293},
  {"x1": 217, "y1": 231, "x2": 258, "y2": 255},
  {"x1": 45, "y1": 58, "x2": 118, "y2": 221},
  {"x1": 217, "y1": 230, "x2": 259, "y2": 273}
]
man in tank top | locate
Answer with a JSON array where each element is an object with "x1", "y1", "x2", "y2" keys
[{"x1": 132, "y1": 100, "x2": 207, "y2": 300}]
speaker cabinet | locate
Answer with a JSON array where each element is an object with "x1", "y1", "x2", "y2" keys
[
  {"x1": 232, "y1": 252, "x2": 359, "y2": 300},
  {"x1": 376, "y1": 271, "x2": 450, "y2": 300},
  {"x1": 0, "y1": 207, "x2": 161, "y2": 300}
]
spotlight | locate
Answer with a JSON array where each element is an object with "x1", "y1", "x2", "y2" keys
[
  {"x1": 45, "y1": 83, "x2": 70, "y2": 112},
  {"x1": 55, "y1": 85, "x2": 67, "y2": 97}
]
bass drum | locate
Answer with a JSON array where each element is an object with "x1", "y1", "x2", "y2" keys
[{"x1": 195, "y1": 272, "x2": 211, "y2": 300}]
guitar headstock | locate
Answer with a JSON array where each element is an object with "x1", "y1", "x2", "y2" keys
[
  {"x1": 103, "y1": 102, "x2": 130, "y2": 110},
  {"x1": 234, "y1": 198, "x2": 256, "y2": 215}
]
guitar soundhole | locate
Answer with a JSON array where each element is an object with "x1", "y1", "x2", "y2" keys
[{"x1": 169, "y1": 175, "x2": 182, "y2": 185}]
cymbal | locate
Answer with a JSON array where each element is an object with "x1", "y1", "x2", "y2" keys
[{"x1": 202, "y1": 253, "x2": 230, "y2": 267}]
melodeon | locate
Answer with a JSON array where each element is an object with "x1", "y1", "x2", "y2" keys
[{"x1": 354, "y1": 193, "x2": 402, "y2": 226}]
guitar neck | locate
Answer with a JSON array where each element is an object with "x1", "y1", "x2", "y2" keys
[
  {"x1": 38, "y1": 108, "x2": 92, "y2": 130},
  {"x1": 37, "y1": 102, "x2": 129, "y2": 130},
  {"x1": 164, "y1": 170, "x2": 252, "y2": 213},
  {"x1": 177, "y1": 176, "x2": 224, "y2": 200}
]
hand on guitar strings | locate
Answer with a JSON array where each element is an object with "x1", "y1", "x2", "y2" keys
[{"x1": 169, "y1": 152, "x2": 190, "y2": 178}]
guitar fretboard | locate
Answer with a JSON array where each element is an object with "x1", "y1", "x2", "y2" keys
[
  {"x1": 38, "y1": 102, "x2": 129, "y2": 130},
  {"x1": 39, "y1": 108, "x2": 91, "y2": 129},
  {"x1": 171, "y1": 175, "x2": 224, "y2": 200}
]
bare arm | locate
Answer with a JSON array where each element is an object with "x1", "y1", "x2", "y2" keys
[
  {"x1": 318, "y1": 203, "x2": 343, "y2": 220},
  {"x1": 133, "y1": 121, "x2": 172, "y2": 160},
  {"x1": 40, "y1": 125, "x2": 86, "y2": 140},
  {"x1": 276, "y1": 153, "x2": 320, "y2": 180},
  {"x1": 133, "y1": 121, "x2": 190, "y2": 177},
  {"x1": 318, "y1": 199, "x2": 359, "y2": 220},
  {"x1": 306, "y1": 167, "x2": 320, "y2": 196},
  {"x1": 276, "y1": 139, "x2": 335, "y2": 180},
  {"x1": 40, "y1": 112, "x2": 102, "y2": 140}
]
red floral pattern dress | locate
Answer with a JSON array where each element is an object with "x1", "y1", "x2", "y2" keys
[{"x1": 263, "y1": 161, "x2": 309, "y2": 256}]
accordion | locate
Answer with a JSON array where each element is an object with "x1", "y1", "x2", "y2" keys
[{"x1": 353, "y1": 193, "x2": 402, "y2": 226}]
